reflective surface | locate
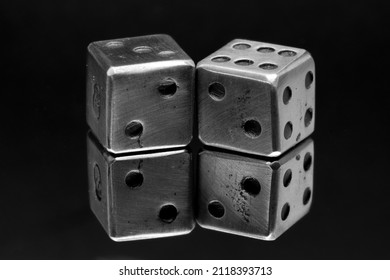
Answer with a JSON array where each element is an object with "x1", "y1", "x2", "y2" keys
[
  {"x1": 87, "y1": 133, "x2": 195, "y2": 241},
  {"x1": 197, "y1": 139, "x2": 314, "y2": 240},
  {"x1": 1, "y1": 0, "x2": 389, "y2": 259}
]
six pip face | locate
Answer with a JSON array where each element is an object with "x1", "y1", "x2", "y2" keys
[{"x1": 86, "y1": 35, "x2": 316, "y2": 241}]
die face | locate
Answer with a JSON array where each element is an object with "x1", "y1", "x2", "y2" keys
[
  {"x1": 86, "y1": 34, "x2": 194, "y2": 153},
  {"x1": 196, "y1": 138, "x2": 314, "y2": 240},
  {"x1": 86, "y1": 52, "x2": 109, "y2": 148},
  {"x1": 88, "y1": 34, "x2": 192, "y2": 69},
  {"x1": 275, "y1": 54, "x2": 315, "y2": 153},
  {"x1": 197, "y1": 39, "x2": 315, "y2": 157},
  {"x1": 87, "y1": 132, "x2": 114, "y2": 234},
  {"x1": 269, "y1": 138, "x2": 314, "y2": 240},
  {"x1": 197, "y1": 150, "x2": 274, "y2": 239},
  {"x1": 109, "y1": 63, "x2": 194, "y2": 153},
  {"x1": 197, "y1": 39, "x2": 307, "y2": 85},
  {"x1": 87, "y1": 133, "x2": 195, "y2": 241},
  {"x1": 197, "y1": 67, "x2": 276, "y2": 156},
  {"x1": 110, "y1": 150, "x2": 194, "y2": 241}
]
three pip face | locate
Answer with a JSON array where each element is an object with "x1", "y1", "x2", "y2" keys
[{"x1": 86, "y1": 34, "x2": 315, "y2": 241}]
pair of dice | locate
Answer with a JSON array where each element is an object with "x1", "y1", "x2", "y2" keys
[{"x1": 86, "y1": 34, "x2": 315, "y2": 241}]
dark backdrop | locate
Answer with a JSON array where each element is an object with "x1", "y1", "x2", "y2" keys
[{"x1": 1, "y1": 0, "x2": 389, "y2": 259}]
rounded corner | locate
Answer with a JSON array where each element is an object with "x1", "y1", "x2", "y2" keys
[
  {"x1": 197, "y1": 132, "x2": 209, "y2": 147},
  {"x1": 108, "y1": 235, "x2": 122, "y2": 242},
  {"x1": 268, "y1": 160, "x2": 281, "y2": 171}
]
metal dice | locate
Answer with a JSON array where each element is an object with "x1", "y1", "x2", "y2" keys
[
  {"x1": 197, "y1": 139, "x2": 314, "y2": 240},
  {"x1": 86, "y1": 34, "x2": 195, "y2": 241},
  {"x1": 86, "y1": 35, "x2": 316, "y2": 242},
  {"x1": 87, "y1": 134, "x2": 194, "y2": 241},
  {"x1": 196, "y1": 39, "x2": 315, "y2": 240},
  {"x1": 198, "y1": 39, "x2": 315, "y2": 157},
  {"x1": 86, "y1": 34, "x2": 194, "y2": 154}
]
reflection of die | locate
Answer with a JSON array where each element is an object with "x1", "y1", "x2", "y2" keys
[
  {"x1": 87, "y1": 132, "x2": 195, "y2": 241},
  {"x1": 197, "y1": 39, "x2": 315, "y2": 157},
  {"x1": 86, "y1": 34, "x2": 194, "y2": 154},
  {"x1": 197, "y1": 138, "x2": 314, "y2": 240}
]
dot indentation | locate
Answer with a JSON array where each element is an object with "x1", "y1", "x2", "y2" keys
[
  {"x1": 305, "y1": 108, "x2": 313, "y2": 127},
  {"x1": 211, "y1": 56, "x2": 231, "y2": 63},
  {"x1": 281, "y1": 203, "x2": 290, "y2": 221},
  {"x1": 105, "y1": 41, "x2": 123, "y2": 48},
  {"x1": 235, "y1": 59, "x2": 254, "y2": 66},
  {"x1": 208, "y1": 201, "x2": 225, "y2": 218},
  {"x1": 208, "y1": 82, "x2": 225, "y2": 101},
  {"x1": 259, "y1": 63, "x2": 278, "y2": 70},
  {"x1": 305, "y1": 71, "x2": 314, "y2": 89},
  {"x1": 125, "y1": 170, "x2": 144, "y2": 189},
  {"x1": 303, "y1": 152, "x2": 312, "y2": 171},
  {"x1": 284, "y1": 122, "x2": 293, "y2": 139},
  {"x1": 241, "y1": 177, "x2": 261, "y2": 196},
  {"x1": 303, "y1": 188, "x2": 312, "y2": 205},
  {"x1": 158, "y1": 78, "x2": 177, "y2": 97},
  {"x1": 283, "y1": 87, "x2": 292, "y2": 104},
  {"x1": 158, "y1": 50, "x2": 175, "y2": 56},
  {"x1": 257, "y1": 47, "x2": 275, "y2": 53},
  {"x1": 243, "y1": 119, "x2": 262, "y2": 138},
  {"x1": 283, "y1": 169, "x2": 292, "y2": 187},
  {"x1": 133, "y1": 46, "x2": 153, "y2": 53},
  {"x1": 233, "y1": 43, "x2": 251, "y2": 50},
  {"x1": 125, "y1": 121, "x2": 143, "y2": 138},
  {"x1": 278, "y1": 50, "x2": 297, "y2": 57},
  {"x1": 159, "y1": 204, "x2": 178, "y2": 223}
]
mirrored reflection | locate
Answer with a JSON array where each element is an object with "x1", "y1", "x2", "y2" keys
[
  {"x1": 86, "y1": 131, "x2": 195, "y2": 242},
  {"x1": 196, "y1": 138, "x2": 314, "y2": 240},
  {"x1": 87, "y1": 129, "x2": 314, "y2": 242}
]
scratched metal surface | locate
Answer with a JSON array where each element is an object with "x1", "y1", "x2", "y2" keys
[
  {"x1": 268, "y1": 138, "x2": 314, "y2": 240},
  {"x1": 86, "y1": 34, "x2": 194, "y2": 154},
  {"x1": 197, "y1": 149, "x2": 274, "y2": 238},
  {"x1": 196, "y1": 138, "x2": 314, "y2": 240},
  {"x1": 197, "y1": 39, "x2": 315, "y2": 157},
  {"x1": 88, "y1": 34, "x2": 192, "y2": 69},
  {"x1": 87, "y1": 132, "x2": 195, "y2": 241},
  {"x1": 197, "y1": 67, "x2": 275, "y2": 155}
]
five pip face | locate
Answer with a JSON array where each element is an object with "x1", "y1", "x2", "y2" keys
[{"x1": 86, "y1": 35, "x2": 316, "y2": 241}]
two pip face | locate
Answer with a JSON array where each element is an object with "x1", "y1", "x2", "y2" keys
[{"x1": 86, "y1": 34, "x2": 315, "y2": 241}]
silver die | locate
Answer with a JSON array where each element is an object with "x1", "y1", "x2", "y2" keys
[
  {"x1": 197, "y1": 138, "x2": 314, "y2": 240},
  {"x1": 198, "y1": 39, "x2": 315, "y2": 157},
  {"x1": 87, "y1": 132, "x2": 195, "y2": 241},
  {"x1": 86, "y1": 34, "x2": 194, "y2": 154}
]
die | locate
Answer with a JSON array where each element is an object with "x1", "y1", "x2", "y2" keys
[
  {"x1": 196, "y1": 138, "x2": 314, "y2": 240},
  {"x1": 86, "y1": 34, "x2": 194, "y2": 154},
  {"x1": 197, "y1": 39, "x2": 315, "y2": 157},
  {"x1": 87, "y1": 132, "x2": 195, "y2": 241}
]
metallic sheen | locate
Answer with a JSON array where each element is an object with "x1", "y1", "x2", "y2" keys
[
  {"x1": 197, "y1": 39, "x2": 315, "y2": 157},
  {"x1": 86, "y1": 34, "x2": 194, "y2": 154},
  {"x1": 196, "y1": 138, "x2": 314, "y2": 240},
  {"x1": 87, "y1": 132, "x2": 195, "y2": 241}
]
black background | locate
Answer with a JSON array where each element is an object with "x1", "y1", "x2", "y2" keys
[{"x1": 1, "y1": 0, "x2": 389, "y2": 259}]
